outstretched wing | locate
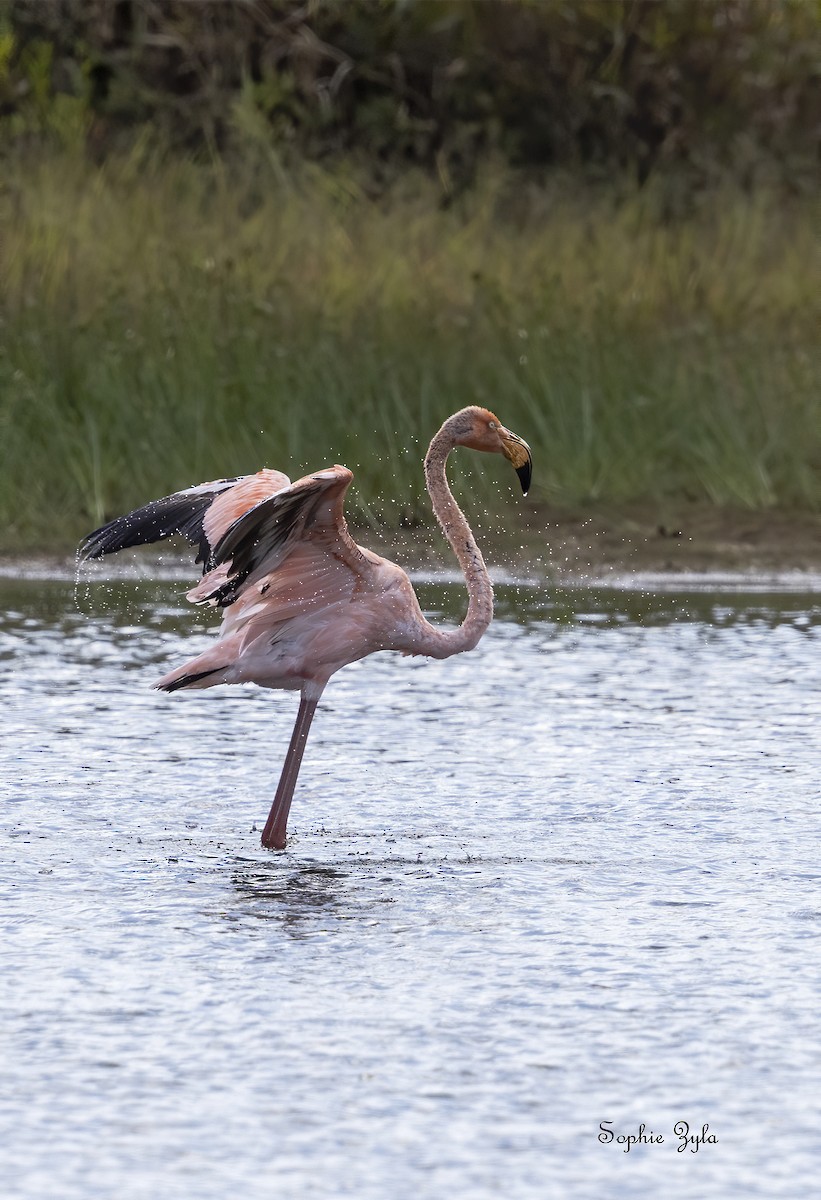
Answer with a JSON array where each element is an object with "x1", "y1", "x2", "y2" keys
[
  {"x1": 78, "y1": 469, "x2": 291, "y2": 572},
  {"x1": 193, "y1": 466, "x2": 367, "y2": 608}
]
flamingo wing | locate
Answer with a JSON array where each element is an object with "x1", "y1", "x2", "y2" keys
[
  {"x1": 197, "y1": 466, "x2": 366, "y2": 609},
  {"x1": 78, "y1": 470, "x2": 291, "y2": 572}
]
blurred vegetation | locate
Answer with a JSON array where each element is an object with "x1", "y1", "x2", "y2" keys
[
  {"x1": 1, "y1": 0, "x2": 819, "y2": 193},
  {"x1": 1, "y1": 149, "x2": 818, "y2": 550},
  {"x1": 0, "y1": 1, "x2": 819, "y2": 552}
]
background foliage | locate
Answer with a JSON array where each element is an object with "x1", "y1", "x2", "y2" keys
[
  {"x1": 2, "y1": 0, "x2": 819, "y2": 194},
  {"x1": 1, "y1": 1, "x2": 819, "y2": 550}
]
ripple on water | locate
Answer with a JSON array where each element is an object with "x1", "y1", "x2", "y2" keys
[{"x1": 1, "y1": 577, "x2": 820, "y2": 1200}]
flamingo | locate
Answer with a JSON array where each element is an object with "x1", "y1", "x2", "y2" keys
[{"x1": 80, "y1": 406, "x2": 532, "y2": 850}]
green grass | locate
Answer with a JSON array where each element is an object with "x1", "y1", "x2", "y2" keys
[{"x1": 1, "y1": 147, "x2": 819, "y2": 552}]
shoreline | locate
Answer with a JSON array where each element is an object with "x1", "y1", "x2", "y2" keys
[{"x1": 4, "y1": 504, "x2": 821, "y2": 594}]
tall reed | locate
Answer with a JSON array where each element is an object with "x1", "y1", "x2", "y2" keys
[{"x1": 1, "y1": 148, "x2": 818, "y2": 550}]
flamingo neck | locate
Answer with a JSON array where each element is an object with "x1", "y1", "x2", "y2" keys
[{"x1": 420, "y1": 422, "x2": 494, "y2": 658}]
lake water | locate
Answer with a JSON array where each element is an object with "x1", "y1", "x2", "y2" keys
[{"x1": 2, "y1": 572, "x2": 820, "y2": 1199}]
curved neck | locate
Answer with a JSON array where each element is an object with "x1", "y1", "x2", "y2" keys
[{"x1": 420, "y1": 423, "x2": 493, "y2": 658}]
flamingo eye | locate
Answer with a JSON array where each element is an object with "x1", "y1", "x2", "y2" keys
[{"x1": 488, "y1": 421, "x2": 497, "y2": 430}]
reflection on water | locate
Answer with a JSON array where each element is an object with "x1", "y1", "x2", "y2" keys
[
  {"x1": 227, "y1": 860, "x2": 351, "y2": 931},
  {"x1": 7, "y1": 571, "x2": 821, "y2": 634},
  {"x1": 1, "y1": 574, "x2": 820, "y2": 1200}
]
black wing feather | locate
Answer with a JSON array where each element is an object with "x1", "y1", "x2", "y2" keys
[
  {"x1": 79, "y1": 479, "x2": 242, "y2": 569},
  {"x1": 207, "y1": 480, "x2": 326, "y2": 607}
]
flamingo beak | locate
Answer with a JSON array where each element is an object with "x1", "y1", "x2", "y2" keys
[{"x1": 500, "y1": 429, "x2": 533, "y2": 495}]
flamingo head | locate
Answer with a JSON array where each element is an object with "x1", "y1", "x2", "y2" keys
[{"x1": 450, "y1": 406, "x2": 533, "y2": 495}]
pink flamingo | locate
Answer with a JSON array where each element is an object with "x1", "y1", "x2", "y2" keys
[{"x1": 80, "y1": 407, "x2": 532, "y2": 850}]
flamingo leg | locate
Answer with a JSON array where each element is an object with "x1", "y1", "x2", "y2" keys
[{"x1": 261, "y1": 693, "x2": 320, "y2": 850}]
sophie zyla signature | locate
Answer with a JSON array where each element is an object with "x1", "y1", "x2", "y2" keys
[{"x1": 598, "y1": 1120, "x2": 718, "y2": 1153}]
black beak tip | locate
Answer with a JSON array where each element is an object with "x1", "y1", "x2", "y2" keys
[{"x1": 516, "y1": 460, "x2": 532, "y2": 496}]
